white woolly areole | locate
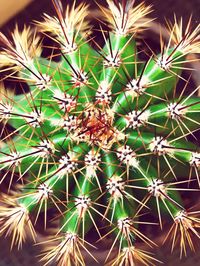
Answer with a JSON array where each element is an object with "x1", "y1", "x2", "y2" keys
[
  {"x1": 114, "y1": 129, "x2": 126, "y2": 141},
  {"x1": 85, "y1": 150, "x2": 101, "y2": 178},
  {"x1": 75, "y1": 195, "x2": 91, "y2": 217},
  {"x1": 148, "y1": 179, "x2": 166, "y2": 198},
  {"x1": 167, "y1": 103, "x2": 187, "y2": 120},
  {"x1": 149, "y1": 136, "x2": 172, "y2": 156},
  {"x1": 167, "y1": 102, "x2": 187, "y2": 120},
  {"x1": 3, "y1": 151, "x2": 21, "y2": 167},
  {"x1": 33, "y1": 140, "x2": 55, "y2": 157},
  {"x1": 157, "y1": 55, "x2": 171, "y2": 71},
  {"x1": 60, "y1": 232, "x2": 78, "y2": 255},
  {"x1": 117, "y1": 217, "x2": 133, "y2": 235},
  {"x1": 30, "y1": 73, "x2": 51, "y2": 90},
  {"x1": 61, "y1": 115, "x2": 77, "y2": 131},
  {"x1": 71, "y1": 68, "x2": 88, "y2": 87},
  {"x1": 62, "y1": 42, "x2": 77, "y2": 54},
  {"x1": 106, "y1": 175, "x2": 125, "y2": 199},
  {"x1": 26, "y1": 111, "x2": 44, "y2": 128},
  {"x1": 11, "y1": 152, "x2": 21, "y2": 166},
  {"x1": 58, "y1": 152, "x2": 78, "y2": 175},
  {"x1": 190, "y1": 152, "x2": 200, "y2": 168},
  {"x1": 0, "y1": 102, "x2": 13, "y2": 120},
  {"x1": 174, "y1": 210, "x2": 193, "y2": 229},
  {"x1": 95, "y1": 80, "x2": 112, "y2": 104},
  {"x1": 103, "y1": 52, "x2": 121, "y2": 68},
  {"x1": 53, "y1": 90, "x2": 76, "y2": 112},
  {"x1": 117, "y1": 145, "x2": 139, "y2": 168},
  {"x1": 126, "y1": 110, "x2": 150, "y2": 129},
  {"x1": 35, "y1": 183, "x2": 53, "y2": 200},
  {"x1": 126, "y1": 76, "x2": 149, "y2": 97}
]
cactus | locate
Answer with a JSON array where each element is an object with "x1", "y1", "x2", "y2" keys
[{"x1": 0, "y1": 0, "x2": 200, "y2": 265}]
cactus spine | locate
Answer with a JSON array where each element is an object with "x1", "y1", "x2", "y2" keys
[{"x1": 0, "y1": 0, "x2": 200, "y2": 265}]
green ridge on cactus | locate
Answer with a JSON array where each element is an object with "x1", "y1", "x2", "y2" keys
[{"x1": 0, "y1": 0, "x2": 200, "y2": 265}]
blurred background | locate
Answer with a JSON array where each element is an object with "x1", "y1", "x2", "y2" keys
[
  {"x1": 0, "y1": 0, "x2": 200, "y2": 265},
  {"x1": 0, "y1": 0, "x2": 199, "y2": 30}
]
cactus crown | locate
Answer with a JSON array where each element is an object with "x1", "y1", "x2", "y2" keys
[{"x1": 0, "y1": 0, "x2": 200, "y2": 265}]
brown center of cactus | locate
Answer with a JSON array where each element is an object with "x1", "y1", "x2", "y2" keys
[{"x1": 76, "y1": 105, "x2": 119, "y2": 147}]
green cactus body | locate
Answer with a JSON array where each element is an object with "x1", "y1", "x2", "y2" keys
[{"x1": 0, "y1": 1, "x2": 200, "y2": 265}]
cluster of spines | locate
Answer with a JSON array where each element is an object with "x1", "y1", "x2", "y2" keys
[{"x1": 0, "y1": 0, "x2": 200, "y2": 265}]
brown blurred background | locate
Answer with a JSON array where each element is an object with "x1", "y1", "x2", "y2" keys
[
  {"x1": 0, "y1": 0, "x2": 199, "y2": 30},
  {"x1": 0, "y1": 0, "x2": 200, "y2": 265}
]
